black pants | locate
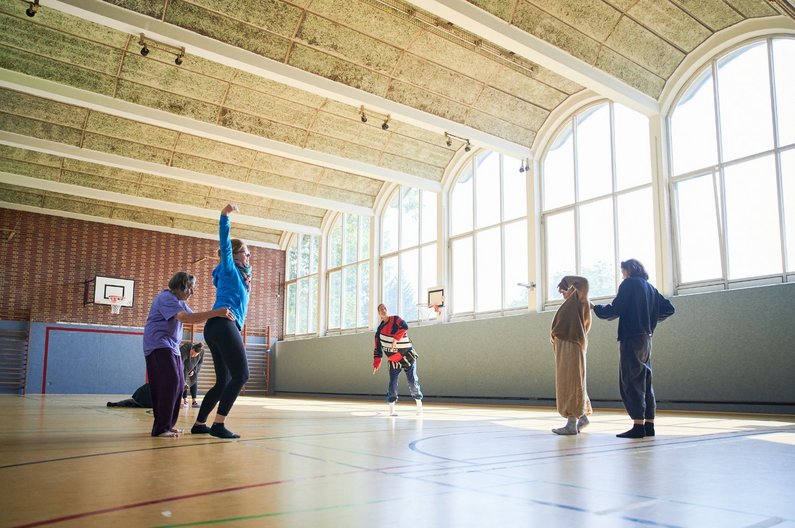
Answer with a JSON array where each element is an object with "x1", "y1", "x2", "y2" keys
[
  {"x1": 619, "y1": 334, "x2": 655, "y2": 420},
  {"x1": 182, "y1": 383, "x2": 198, "y2": 400},
  {"x1": 197, "y1": 317, "x2": 249, "y2": 421}
]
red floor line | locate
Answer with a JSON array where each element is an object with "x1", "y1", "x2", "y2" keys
[{"x1": 14, "y1": 479, "x2": 287, "y2": 528}]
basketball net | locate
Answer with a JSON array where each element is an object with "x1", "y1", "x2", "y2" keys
[
  {"x1": 108, "y1": 295, "x2": 124, "y2": 315},
  {"x1": 417, "y1": 303, "x2": 442, "y2": 321}
]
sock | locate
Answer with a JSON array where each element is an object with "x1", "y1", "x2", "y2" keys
[
  {"x1": 210, "y1": 423, "x2": 240, "y2": 439},
  {"x1": 191, "y1": 423, "x2": 211, "y2": 434},
  {"x1": 644, "y1": 422, "x2": 655, "y2": 436},
  {"x1": 552, "y1": 417, "x2": 578, "y2": 435},
  {"x1": 577, "y1": 415, "x2": 590, "y2": 431},
  {"x1": 616, "y1": 424, "x2": 646, "y2": 438}
]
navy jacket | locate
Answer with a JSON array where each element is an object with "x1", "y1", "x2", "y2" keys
[{"x1": 593, "y1": 277, "x2": 675, "y2": 341}]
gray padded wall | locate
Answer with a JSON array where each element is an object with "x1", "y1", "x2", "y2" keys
[{"x1": 273, "y1": 283, "x2": 795, "y2": 411}]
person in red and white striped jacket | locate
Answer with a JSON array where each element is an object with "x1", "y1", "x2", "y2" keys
[{"x1": 372, "y1": 303, "x2": 422, "y2": 416}]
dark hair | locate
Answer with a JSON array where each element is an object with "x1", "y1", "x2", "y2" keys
[
  {"x1": 168, "y1": 271, "x2": 196, "y2": 293},
  {"x1": 191, "y1": 342, "x2": 203, "y2": 352},
  {"x1": 620, "y1": 259, "x2": 649, "y2": 280},
  {"x1": 218, "y1": 239, "x2": 246, "y2": 257}
]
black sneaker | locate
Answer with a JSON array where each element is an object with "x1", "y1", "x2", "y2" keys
[
  {"x1": 191, "y1": 424, "x2": 211, "y2": 434},
  {"x1": 616, "y1": 424, "x2": 646, "y2": 438},
  {"x1": 210, "y1": 423, "x2": 240, "y2": 439}
]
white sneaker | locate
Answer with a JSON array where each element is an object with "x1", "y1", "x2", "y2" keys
[
  {"x1": 388, "y1": 402, "x2": 398, "y2": 416},
  {"x1": 415, "y1": 399, "x2": 423, "y2": 415}
]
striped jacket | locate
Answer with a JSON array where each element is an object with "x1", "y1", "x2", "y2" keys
[{"x1": 373, "y1": 315, "x2": 416, "y2": 369}]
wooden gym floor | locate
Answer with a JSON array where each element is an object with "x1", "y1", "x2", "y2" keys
[{"x1": 1, "y1": 395, "x2": 794, "y2": 528}]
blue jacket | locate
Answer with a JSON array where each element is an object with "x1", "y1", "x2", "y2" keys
[
  {"x1": 212, "y1": 214, "x2": 249, "y2": 329},
  {"x1": 593, "y1": 276, "x2": 674, "y2": 341}
]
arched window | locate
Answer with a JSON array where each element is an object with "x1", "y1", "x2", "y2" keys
[
  {"x1": 669, "y1": 36, "x2": 794, "y2": 288},
  {"x1": 541, "y1": 101, "x2": 654, "y2": 303},
  {"x1": 449, "y1": 151, "x2": 528, "y2": 315},
  {"x1": 284, "y1": 233, "x2": 319, "y2": 336},
  {"x1": 380, "y1": 186, "x2": 437, "y2": 321},
  {"x1": 327, "y1": 213, "x2": 371, "y2": 332}
]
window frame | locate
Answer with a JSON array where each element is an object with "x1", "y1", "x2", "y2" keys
[
  {"x1": 667, "y1": 35, "x2": 795, "y2": 293},
  {"x1": 378, "y1": 185, "x2": 437, "y2": 323},
  {"x1": 283, "y1": 233, "x2": 320, "y2": 338},
  {"x1": 448, "y1": 150, "x2": 529, "y2": 318},
  {"x1": 325, "y1": 212, "x2": 371, "y2": 334},
  {"x1": 539, "y1": 100, "x2": 656, "y2": 307}
]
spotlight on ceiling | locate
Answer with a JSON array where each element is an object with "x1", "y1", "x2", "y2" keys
[
  {"x1": 25, "y1": 1, "x2": 39, "y2": 16},
  {"x1": 519, "y1": 160, "x2": 530, "y2": 173},
  {"x1": 138, "y1": 34, "x2": 150, "y2": 57},
  {"x1": 382, "y1": 115, "x2": 390, "y2": 130},
  {"x1": 175, "y1": 48, "x2": 185, "y2": 65},
  {"x1": 445, "y1": 132, "x2": 472, "y2": 153},
  {"x1": 519, "y1": 165, "x2": 525, "y2": 173},
  {"x1": 359, "y1": 105, "x2": 367, "y2": 123}
]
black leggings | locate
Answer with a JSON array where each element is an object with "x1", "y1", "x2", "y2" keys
[{"x1": 197, "y1": 317, "x2": 249, "y2": 420}]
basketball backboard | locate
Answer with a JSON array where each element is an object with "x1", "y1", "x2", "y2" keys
[
  {"x1": 92, "y1": 276, "x2": 135, "y2": 307},
  {"x1": 427, "y1": 287, "x2": 444, "y2": 307}
]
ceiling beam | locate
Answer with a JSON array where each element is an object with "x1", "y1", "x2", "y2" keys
[
  {"x1": 0, "y1": 172, "x2": 322, "y2": 236},
  {"x1": 409, "y1": 0, "x2": 660, "y2": 117},
  {"x1": 0, "y1": 131, "x2": 374, "y2": 217},
  {"x1": 44, "y1": 0, "x2": 530, "y2": 159},
  {"x1": 0, "y1": 70, "x2": 440, "y2": 194},
  {"x1": 0, "y1": 201, "x2": 281, "y2": 249}
]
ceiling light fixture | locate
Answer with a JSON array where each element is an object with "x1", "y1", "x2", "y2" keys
[
  {"x1": 137, "y1": 33, "x2": 186, "y2": 66},
  {"x1": 359, "y1": 106, "x2": 367, "y2": 123},
  {"x1": 445, "y1": 132, "x2": 472, "y2": 153},
  {"x1": 382, "y1": 115, "x2": 390, "y2": 130},
  {"x1": 519, "y1": 160, "x2": 530, "y2": 173},
  {"x1": 25, "y1": 0, "x2": 39, "y2": 17}
]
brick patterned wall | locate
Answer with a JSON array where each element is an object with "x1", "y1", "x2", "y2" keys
[{"x1": 0, "y1": 208, "x2": 284, "y2": 337}]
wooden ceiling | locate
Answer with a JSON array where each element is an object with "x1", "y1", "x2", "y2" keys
[{"x1": 0, "y1": 0, "x2": 790, "y2": 247}]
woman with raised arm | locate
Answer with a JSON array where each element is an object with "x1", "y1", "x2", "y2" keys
[
  {"x1": 550, "y1": 276, "x2": 592, "y2": 435},
  {"x1": 143, "y1": 272, "x2": 234, "y2": 438},
  {"x1": 191, "y1": 204, "x2": 252, "y2": 439}
]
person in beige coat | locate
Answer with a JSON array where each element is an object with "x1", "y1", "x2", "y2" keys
[{"x1": 550, "y1": 276, "x2": 593, "y2": 435}]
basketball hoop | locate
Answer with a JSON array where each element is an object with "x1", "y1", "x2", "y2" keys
[
  {"x1": 417, "y1": 302, "x2": 442, "y2": 321},
  {"x1": 108, "y1": 295, "x2": 124, "y2": 315}
]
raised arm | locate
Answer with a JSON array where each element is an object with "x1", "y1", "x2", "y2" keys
[{"x1": 218, "y1": 203, "x2": 239, "y2": 262}]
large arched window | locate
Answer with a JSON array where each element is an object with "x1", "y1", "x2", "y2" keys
[
  {"x1": 327, "y1": 213, "x2": 370, "y2": 332},
  {"x1": 380, "y1": 186, "x2": 437, "y2": 322},
  {"x1": 669, "y1": 36, "x2": 794, "y2": 288},
  {"x1": 284, "y1": 233, "x2": 319, "y2": 336},
  {"x1": 541, "y1": 101, "x2": 654, "y2": 303},
  {"x1": 449, "y1": 151, "x2": 528, "y2": 315}
]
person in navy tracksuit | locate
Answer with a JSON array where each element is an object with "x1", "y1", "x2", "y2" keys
[{"x1": 593, "y1": 259, "x2": 675, "y2": 439}]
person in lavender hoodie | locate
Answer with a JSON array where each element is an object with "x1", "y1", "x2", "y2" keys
[
  {"x1": 190, "y1": 204, "x2": 252, "y2": 439},
  {"x1": 143, "y1": 272, "x2": 234, "y2": 438}
]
